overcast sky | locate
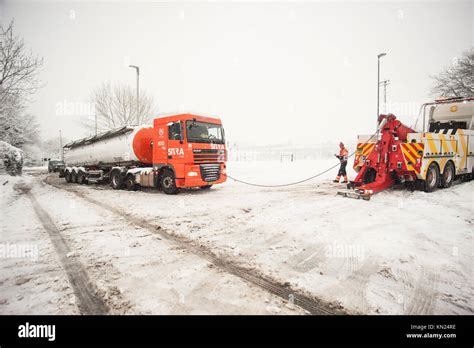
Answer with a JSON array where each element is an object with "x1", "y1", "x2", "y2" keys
[{"x1": 1, "y1": 0, "x2": 473, "y2": 146}]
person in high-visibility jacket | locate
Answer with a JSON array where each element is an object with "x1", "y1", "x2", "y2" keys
[{"x1": 334, "y1": 142, "x2": 349, "y2": 183}]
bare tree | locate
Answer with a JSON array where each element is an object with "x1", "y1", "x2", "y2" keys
[
  {"x1": 431, "y1": 47, "x2": 473, "y2": 98},
  {"x1": 0, "y1": 20, "x2": 43, "y2": 105},
  {"x1": 0, "y1": 20, "x2": 42, "y2": 151},
  {"x1": 87, "y1": 81, "x2": 156, "y2": 133}
]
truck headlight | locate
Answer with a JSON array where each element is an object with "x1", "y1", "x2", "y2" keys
[{"x1": 187, "y1": 171, "x2": 198, "y2": 177}]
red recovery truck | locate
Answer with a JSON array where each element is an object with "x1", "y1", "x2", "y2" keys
[
  {"x1": 341, "y1": 98, "x2": 474, "y2": 200},
  {"x1": 61, "y1": 114, "x2": 227, "y2": 194}
]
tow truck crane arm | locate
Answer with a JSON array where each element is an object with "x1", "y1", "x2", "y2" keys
[{"x1": 343, "y1": 114, "x2": 415, "y2": 199}]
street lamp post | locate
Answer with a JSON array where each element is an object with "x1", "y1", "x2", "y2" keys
[
  {"x1": 377, "y1": 53, "x2": 386, "y2": 129},
  {"x1": 380, "y1": 79, "x2": 390, "y2": 114},
  {"x1": 129, "y1": 65, "x2": 140, "y2": 125},
  {"x1": 59, "y1": 130, "x2": 63, "y2": 161}
]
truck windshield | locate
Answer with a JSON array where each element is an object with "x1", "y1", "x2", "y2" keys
[{"x1": 186, "y1": 121, "x2": 225, "y2": 144}]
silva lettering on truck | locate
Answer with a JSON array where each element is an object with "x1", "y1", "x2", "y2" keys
[
  {"x1": 210, "y1": 143, "x2": 225, "y2": 150},
  {"x1": 168, "y1": 148, "x2": 184, "y2": 156}
]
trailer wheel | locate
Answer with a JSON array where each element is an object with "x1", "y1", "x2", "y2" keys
[
  {"x1": 424, "y1": 162, "x2": 440, "y2": 192},
  {"x1": 125, "y1": 174, "x2": 137, "y2": 191},
  {"x1": 161, "y1": 170, "x2": 178, "y2": 195},
  {"x1": 65, "y1": 170, "x2": 72, "y2": 183},
  {"x1": 71, "y1": 171, "x2": 78, "y2": 183},
  {"x1": 110, "y1": 170, "x2": 124, "y2": 190},
  {"x1": 77, "y1": 171, "x2": 87, "y2": 185},
  {"x1": 440, "y1": 161, "x2": 455, "y2": 188}
]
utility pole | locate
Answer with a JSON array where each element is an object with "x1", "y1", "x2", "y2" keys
[
  {"x1": 95, "y1": 113, "x2": 98, "y2": 135},
  {"x1": 379, "y1": 79, "x2": 390, "y2": 113},
  {"x1": 129, "y1": 65, "x2": 140, "y2": 125},
  {"x1": 377, "y1": 53, "x2": 387, "y2": 129},
  {"x1": 59, "y1": 130, "x2": 63, "y2": 161}
]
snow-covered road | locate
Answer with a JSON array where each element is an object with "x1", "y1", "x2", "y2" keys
[
  {"x1": 0, "y1": 171, "x2": 304, "y2": 314},
  {"x1": 1, "y1": 160, "x2": 473, "y2": 314}
]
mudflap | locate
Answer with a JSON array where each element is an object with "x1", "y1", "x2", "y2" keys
[{"x1": 337, "y1": 190, "x2": 371, "y2": 201}]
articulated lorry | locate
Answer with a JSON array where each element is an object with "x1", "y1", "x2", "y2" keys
[
  {"x1": 342, "y1": 97, "x2": 473, "y2": 199},
  {"x1": 61, "y1": 114, "x2": 227, "y2": 194}
]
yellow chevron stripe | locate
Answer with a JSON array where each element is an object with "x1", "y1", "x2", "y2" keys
[
  {"x1": 425, "y1": 133, "x2": 438, "y2": 153},
  {"x1": 414, "y1": 143, "x2": 424, "y2": 152},
  {"x1": 438, "y1": 134, "x2": 450, "y2": 153},
  {"x1": 450, "y1": 137, "x2": 457, "y2": 153},
  {"x1": 362, "y1": 144, "x2": 374, "y2": 156},
  {"x1": 458, "y1": 129, "x2": 467, "y2": 169},
  {"x1": 406, "y1": 143, "x2": 421, "y2": 158},
  {"x1": 404, "y1": 158, "x2": 420, "y2": 174},
  {"x1": 402, "y1": 146, "x2": 416, "y2": 164},
  {"x1": 362, "y1": 143, "x2": 373, "y2": 153}
]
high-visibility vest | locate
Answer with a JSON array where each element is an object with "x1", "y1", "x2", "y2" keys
[{"x1": 340, "y1": 148, "x2": 348, "y2": 161}]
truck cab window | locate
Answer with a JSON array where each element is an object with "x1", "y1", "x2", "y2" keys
[{"x1": 168, "y1": 122, "x2": 182, "y2": 140}]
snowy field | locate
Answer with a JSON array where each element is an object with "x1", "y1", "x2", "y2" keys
[{"x1": 1, "y1": 159, "x2": 472, "y2": 315}]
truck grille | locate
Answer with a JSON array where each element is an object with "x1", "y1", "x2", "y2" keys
[
  {"x1": 193, "y1": 149, "x2": 225, "y2": 164},
  {"x1": 200, "y1": 164, "x2": 221, "y2": 182}
]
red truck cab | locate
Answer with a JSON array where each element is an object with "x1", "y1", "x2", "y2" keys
[{"x1": 148, "y1": 114, "x2": 227, "y2": 190}]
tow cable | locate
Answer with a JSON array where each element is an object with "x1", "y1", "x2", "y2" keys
[{"x1": 226, "y1": 131, "x2": 378, "y2": 188}]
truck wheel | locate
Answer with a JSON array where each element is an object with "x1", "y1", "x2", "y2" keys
[
  {"x1": 65, "y1": 170, "x2": 72, "y2": 183},
  {"x1": 125, "y1": 174, "x2": 137, "y2": 191},
  {"x1": 200, "y1": 185, "x2": 212, "y2": 190},
  {"x1": 161, "y1": 170, "x2": 178, "y2": 195},
  {"x1": 110, "y1": 170, "x2": 124, "y2": 190},
  {"x1": 77, "y1": 171, "x2": 87, "y2": 185},
  {"x1": 71, "y1": 171, "x2": 78, "y2": 183},
  {"x1": 440, "y1": 161, "x2": 455, "y2": 188},
  {"x1": 424, "y1": 162, "x2": 440, "y2": 192}
]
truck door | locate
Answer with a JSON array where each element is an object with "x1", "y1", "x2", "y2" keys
[{"x1": 166, "y1": 121, "x2": 186, "y2": 176}]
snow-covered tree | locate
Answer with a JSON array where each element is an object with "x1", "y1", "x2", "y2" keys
[
  {"x1": 0, "y1": 21, "x2": 43, "y2": 105},
  {"x1": 0, "y1": 140, "x2": 23, "y2": 175},
  {"x1": 0, "y1": 20, "x2": 42, "y2": 157},
  {"x1": 0, "y1": 94, "x2": 39, "y2": 147},
  {"x1": 431, "y1": 47, "x2": 474, "y2": 98}
]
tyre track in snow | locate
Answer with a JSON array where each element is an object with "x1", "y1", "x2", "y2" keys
[
  {"x1": 16, "y1": 183, "x2": 110, "y2": 315},
  {"x1": 44, "y1": 175, "x2": 348, "y2": 315}
]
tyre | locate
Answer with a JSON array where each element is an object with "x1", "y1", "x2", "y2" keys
[
  {"x1": 110, "y1": 170, "x2": 124, "y2": 190},
  {"x1": 440, "y1": 161, "x2": 455, "y2": 188},
  {"x1": 160, "y1": 169, "x2": 178, "y2": 195},
  {"x1": 77, "y1": 171, "x2": 87, "y2": 185},
  {"x1": 424, "y1": 162, "x2": 440, "y2": 192},
  {"x1": 65, "y1": 170, "x2": 72, "y2": 183},
  {"x1": 200, "y1": 185, "x2": 212, "y2": 190},
  {"x1": 71, "y1": 171, "x2": 78, "y2": 183},
  {"x1": 125, "y1": 174, "x2": 137, "y2": 191}
]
